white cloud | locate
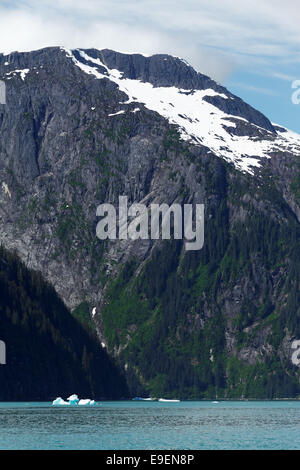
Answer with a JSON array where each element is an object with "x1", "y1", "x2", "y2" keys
[
  {"x1": 0, "y1": 1, "x2": 299, "y2": 82},
  {"x1": 227, "y1": 82, "x2": 279, "y2": 96},
  {"x1": 271, "y1": 72, "x2": 298, "y2": 82}
]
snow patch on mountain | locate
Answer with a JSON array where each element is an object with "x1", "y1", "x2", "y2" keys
[
  {"x1": 63, "y1": 48, "x2": 300, "y2": 175},
  {"x1": 3, "y1": 68, "x2": 30, "y2": 81},
  {"x1": 108, "y1": 110, "x2": 126, "y2": 117}
]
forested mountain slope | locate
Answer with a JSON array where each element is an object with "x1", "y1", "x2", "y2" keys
[
  {"x1": 0, "y1": 47, "x2": 299, "y2": 398},
  {"x1": 0, "y1": 246, "x2": 128, "y2": 400}
]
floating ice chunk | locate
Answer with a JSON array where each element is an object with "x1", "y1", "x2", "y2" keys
[
  {"x1": 52, "y1": 395, "x2": 96, "y2": 406},
  {"x1": 78, "y1": 399, "x2": 95, "y2": 405},
  {"x1": 67, "y1": 393, "x2": 79, "y2": 401},
  {"x1": 52, "y1": 397, "x2": 69, "y2": 406},
  {"x1": 67, "y1": 394, "x2": 79, "y2": 405},
  {"x1": 132, "y1": 397, "x2": 155, "y2": 401},
  {"x1": 158, "y1": 398, "x2": 180, "y2": 402}
]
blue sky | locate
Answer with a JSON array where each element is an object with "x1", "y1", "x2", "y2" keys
[
  {"x1": 0, "y1": 0, "x2": 299, "y2": 132},
  {"x1": 226, "y1": 69, "x2": 299, "y2": 132}
]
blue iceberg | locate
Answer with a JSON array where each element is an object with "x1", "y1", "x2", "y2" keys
[
  {"x1": 78, "y1": 399, "x2": 95, "y2": 405},
  {"x1": 52, "y1": 397, "x2": 69, "y2": 405},
  {"x1": 67, "y1": 394, "x2": 79, "y2": 405},
  {"x1": 52, "y1": 394, "x2": 96, "y2": 406}
]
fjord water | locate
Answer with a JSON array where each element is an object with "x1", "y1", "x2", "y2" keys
[{"x1": 0, "y1": 401, "x2": 300, "y2": 450}]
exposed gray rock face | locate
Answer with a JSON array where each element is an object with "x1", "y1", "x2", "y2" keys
[
  {"x1": 0, "y1": 47, "x2": 299, "y2": 397},
  {"x1": 74, "y1": 48, "x2": 275, "y2": 132}
]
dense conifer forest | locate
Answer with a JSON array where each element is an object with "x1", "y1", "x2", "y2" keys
[{"x1": 0, "y1": 246, "x2": 128, "y2": 400}]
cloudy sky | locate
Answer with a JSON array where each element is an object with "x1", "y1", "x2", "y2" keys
[{"x1": 1, "y1": 0, "x2": 299, "y2": 131}]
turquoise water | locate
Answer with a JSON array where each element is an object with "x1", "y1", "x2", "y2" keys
[{"x1": 0, "y1": 401, "x2": 300, "y2": 449}]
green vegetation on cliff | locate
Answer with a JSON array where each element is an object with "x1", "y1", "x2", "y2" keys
[
  {"x1": 0, "y1": 246, "x2": 128, "y2": 400},
  {"x1": 101, "y1": 163, "x2": 300, "y2": 399}
]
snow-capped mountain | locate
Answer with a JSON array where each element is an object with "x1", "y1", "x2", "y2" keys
[
  {"x1": 2, "y1": 47, "x2": 300, "y2": 175},
  {"x1": 63, "y1": 48, "x2": 300, "y2": 175},
  {"x1": 0, "y1": 47, "x2": 299, "y2": 399}
]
